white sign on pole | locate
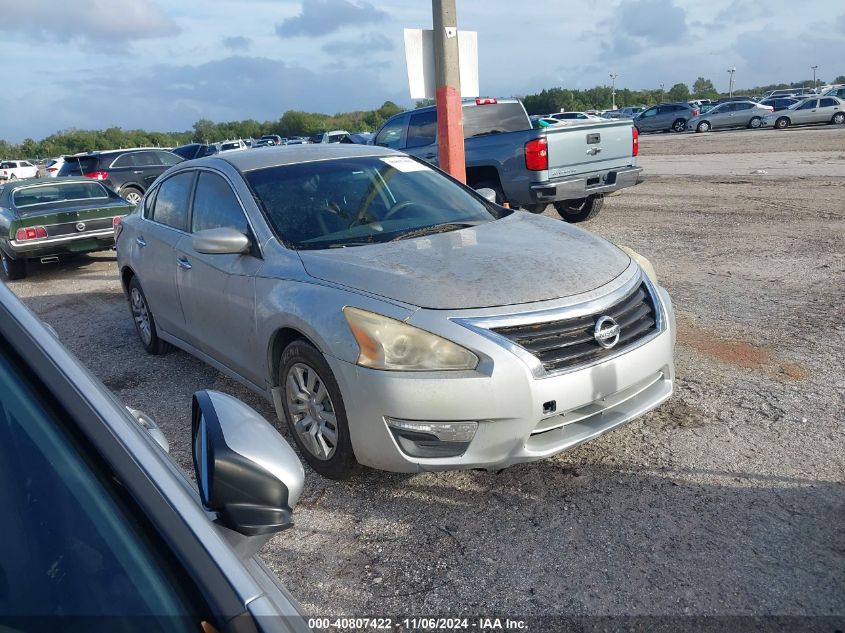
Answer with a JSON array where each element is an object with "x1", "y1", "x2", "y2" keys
[{"x1": 403, "y1": 28, "x2": 479, "y2": 100}]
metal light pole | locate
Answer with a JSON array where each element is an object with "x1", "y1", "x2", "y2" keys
[
  {"x1": 432, "y1": 0, "x2": 465, "y2": 182},
  {"x1": 727, "y1": 67, "x2": 736, "y2": 98},
  {"x1": 609, "y1": 73, "x2": 618, "y2": 110},
  {"x1": 811, "y1": 65, "x2": 818, "y2": 90}
]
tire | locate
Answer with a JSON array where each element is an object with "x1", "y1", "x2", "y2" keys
[
  {"x1": 473, "y1": 179, "x2": 505, "y2": 205},
  {"x1": 127, "y1": 276, "x2": 171, "y2": 354},
  {"x1": 121, "y1": 187, "x2": 144, "y2": 206},
  {"x1": 671, "y1": 119, "x2": 687, "y2": 132},
  {"x1": 1, "y1": 252, "x2": 26, "y2": 280},
  {"x1": 775, "y1": 117, "x2": 790, "y2": 129},
  {"x1": 832, "y1": 112, "x2": 845, "y2": 125},
  {"x1": 554, "y1": 194, "x2": 604, "y2": 223},
  {"x1": 9, "y1": 174, "x2": 16, "y2": 181},
  {"x1": 696, "y1": 121, "x2": 711, "y2": 133},
  {"x1": 279, "y1": 340, "x2": 357, "y2": 479},
  {"x1": 748, "y1": 116, "x2": 762, "y2": 129}
]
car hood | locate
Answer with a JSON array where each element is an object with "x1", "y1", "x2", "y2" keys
[{"x1": 297, "y1": 212, "x2": 631, "y2": 310}]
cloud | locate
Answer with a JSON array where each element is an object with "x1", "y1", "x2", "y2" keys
[
  {"x1": 321, "y1": 33, "x2": 393, "y2": 56},
  {"x1": 0, "y1": 0, "x2": 179, "y2": 43},
  {"x1": 275, "y1": 0, "x2": 387, "y2": 38},
  {"x1": 222, "y1": 36, "x2": 252, "y2": 51},
  {"x1": 615, "y1": 0, "x2": 688, "y2": 45}
]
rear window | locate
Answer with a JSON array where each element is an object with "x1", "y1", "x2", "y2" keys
[
  {"x1": 462, "y1": 102, "x2": 529, "y2": 138},
  {"x1": 58, "y1": 156, "x2": 99, "y2": 176},
  {"x1": 13, "y1": 182, "x2": 110, "y2": 209}
]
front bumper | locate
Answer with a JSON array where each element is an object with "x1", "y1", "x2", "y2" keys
[
  {"x1": 529, "y1": 166, "x2": 643, "y2": 203},
  {"x1": 7, "y1": 228, "x2": 115, "y2": 256},
  {"x1": 328, "y1": 283, "x2": 675, "y2": 473}
]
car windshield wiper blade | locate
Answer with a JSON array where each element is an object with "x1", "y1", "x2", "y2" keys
[{"x1": 391, "y1": 222, "x2": 481, "y2": 241}]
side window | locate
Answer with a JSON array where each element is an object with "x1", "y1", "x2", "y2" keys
[
  {"x1": 820, "y1": 98, "x2": 837, "y2": 108},
  {"x1": 406, "y1": 110, "x2": 437, "y2": 149},
  {"x1": 111, "y1": 154, "x2": 137, "y2": 168},
  {"x1": 642, "y1": 108, "x2": 657, "y2": 118},
  {"x1": 191, "y1": 172, "x2": 248, "y2": 235},
  {"x1": 798, "y1": 100, "x2": 817, "y2": 110},
  {"x1": 135, "y1": 151, "x2": 161, "y2": 167},
  {"x1": 157, "y1": 151, "x2": 182, "y2": 166},
  {"x1": 143, "y1": 186, "x2": 158, "y2": 218},
  {"x1": 375, "y1": 116, "x2": 406, "y2": 148},
  {"x1": 735, "y1": 103, "x2": 753, "y2": 111},
  {"x1": 150, "y1": 172, "x2": 194, "y2": 231},
  {"x1": 0, "y1": 348, "x2": 205, "y2": 627}
]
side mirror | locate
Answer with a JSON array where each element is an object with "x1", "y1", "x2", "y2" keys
[
  {"x1": 127, "y1": 407, "x2": 170, "y2": 453},
  {"x1": 192, "y1": 227, "x2": 250, "y2": 255},
  {"x1": 192, "y1": 390, "x2": 304, "y2": 536},
  {"x1": 475, "y1": 187, "x2": 498, "y2": 204}
]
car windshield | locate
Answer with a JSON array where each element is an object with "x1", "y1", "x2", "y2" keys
[{"x1": 245, "y1": 155, "x2": 506, "y2": 249}]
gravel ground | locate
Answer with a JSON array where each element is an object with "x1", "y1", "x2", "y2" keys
[{"x1": 5, "y1": 127, "x2": 844, "y2": 628}]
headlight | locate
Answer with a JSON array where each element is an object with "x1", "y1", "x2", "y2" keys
[
  {"x1": 618, "y1": 245, "x2": 658, "y2": 284},
  {"x1": 343, "y1": 307, "x2": 479, "y2": 371}
]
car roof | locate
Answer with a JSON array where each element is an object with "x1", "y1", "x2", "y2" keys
[
  {"x1": 197, "y1": 143, "x2": 400, "y2": 172},
  {"x1": 2, "y1": 176, "x2": 95, "y2": 189}
]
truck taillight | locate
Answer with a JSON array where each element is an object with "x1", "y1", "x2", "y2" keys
[
  {"x1": 113, "y1": 216, "x2": 123, "y2": 241},
  {"x1": 632, "y1": 126, "x2": 639, "y2": 157},
  {"x1": 525, "y1": 138, "x2": 548, "y2": 171},
  {"x1": 475, "y1": 98, "x2": 498, "y2": 105},
  {"x1": 15, "y1": 226, "x2": 47, "y2": 241},
  {"x1": 84, "y1": 171, "x2": 108, "y2": 180}
]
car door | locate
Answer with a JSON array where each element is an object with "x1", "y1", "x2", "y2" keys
[
  {"x1": 402, "y1": 109, "x2": 439, "y2": 165},
  {"x1": 637, "y1": 107, "x2": 659, "y2": 131},
  {"x1": 732, "y1": 102, "x2": 755, "y2": 126},
  {"x1": 655, "y1": 105, "x2": 676, "y2": 130},
  {"x1": 174, "y1": 169, "x2": 265, "y2": 385},
  {"x1": 818, "y1": 98, "x2": 840, "y2": 122},
  {"x1": 792, "y1": 99, "x2": 819, "y2": 124},
  {"x1": 134, "y1": 171, "x2": 195, "y2": 339}
]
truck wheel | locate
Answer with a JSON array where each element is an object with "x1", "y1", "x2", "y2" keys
[
  {"x1": 473, "y1": 180, "x2": 505, "y2": 205},
  {"x1": 1, "y1": 252, "x2": 26, "y2": 280},
  {"x1": 554, "y1": 195, "x2": 604, "y2": 223}
]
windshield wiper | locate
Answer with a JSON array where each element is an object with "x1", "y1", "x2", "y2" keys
[{"x1": 391, "y1": 222, "x2": 481, "y2": 241}]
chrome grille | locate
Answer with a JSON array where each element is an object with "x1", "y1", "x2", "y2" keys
[{"x1": 490, "y1": 283, "x2": 658, "y2": 373}]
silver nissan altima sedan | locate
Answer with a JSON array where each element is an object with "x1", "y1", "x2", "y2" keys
[{"x1": 116, "y1": 145, "x2": 675, "y2": 479}]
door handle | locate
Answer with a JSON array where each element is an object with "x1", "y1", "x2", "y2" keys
[
  {"x1": 586, "y1": 147, "x2": 602, "y2": 155},
  {"x1": 133, "y1": 170, "x2": 144, "y2": 174},
  {"x1": 176, "y1": 257, "x2": 192, "y2": 270},
  {"x1": 136, "y1": 236, "x2": 146, "y2": 247}
]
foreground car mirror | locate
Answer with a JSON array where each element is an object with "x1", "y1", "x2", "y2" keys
[
  {"x1": 192, "y1": 390, "x2": 304, "y2": 536},
  {"x1": 192, "y1": 227, "x2": 250, "y2": 255},
  {"x1": 127, "y1": 407, "x2": 170, "y2": 453},
  {"x1": 475, "y1": 187, "x2": 497, "y2": 203}
]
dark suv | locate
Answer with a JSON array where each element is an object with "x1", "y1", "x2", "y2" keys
[
  {"x1": 58, "y1": 149, "x2": 183, "y2": 205},
  {"x1": 171, "y1": 143, "x2": 220, "y2": 161},
  {"x1": 633, "y1": 102, "x2": 699, "y2": 133}
]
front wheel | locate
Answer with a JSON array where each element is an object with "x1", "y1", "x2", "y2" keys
[
  {"x1": 279, "y1": 340, "x2": 357, "y2": 479},
  {"x1": 775, "y1": 117, "x2": 790, "y2": 129},
  {"x1": 554, "y1": 195, "x2": 604, "y2": 223},
  {"x1": 696, "y1": 121, "x2": 711, "y2": 133},
  {"x1": 671, "y1": 119, "x2": 687, "y2": 132},
  {"x1": 9, "y1": 174, "x2": 17, "y2": 181},
  {"x1": 1, "y1": 252, "x2": 26, "y2": 280},
  {"x1": 832, "y1": 112, "x2": 845, "y2": 125},
  {"x1": 748, "y1": 116, "x2": 762, "y2": 129},
  {"x1": 521, "y1": 203, "x2": 549, "y2": 214}
]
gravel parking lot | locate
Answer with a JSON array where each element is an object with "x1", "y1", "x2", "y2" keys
[{"x1": 6, "y1": 127, "x2": 844, "y2": 627}]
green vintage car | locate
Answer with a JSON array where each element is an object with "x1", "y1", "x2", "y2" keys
[{"x1": 0, "y1": 177, "x2": 134, "y2": 280}]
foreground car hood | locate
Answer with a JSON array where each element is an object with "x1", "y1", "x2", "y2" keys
[{"x1": 298, "y1": 213, "x2": 630, "y2": 310}]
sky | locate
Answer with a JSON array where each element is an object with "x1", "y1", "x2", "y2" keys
[{"x1": 0, "y1": 0, "x2": 842, "y2": 142}]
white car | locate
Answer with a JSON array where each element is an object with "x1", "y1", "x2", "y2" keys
[
  {"x1": 313, "y1": 130, "x2": 350, "y2": 144},
  {"x1": 215, "y1": 139, "x2": 249, "y2": 153},
  {"x1": 43, "y1": 157, "x2": 65, "y2": 178},
  {"x1": 761, "y1": 96, "x2": 845, "y2": 129},
  {"x1": 550, "y1": 112, "x2": 602, "y2": 122},
  {"x1": 0, "y1": 160, "x2": 38, "y2": 181}
]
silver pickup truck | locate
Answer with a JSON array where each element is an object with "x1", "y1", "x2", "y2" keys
[{"x1": 372, "y1": 98, "x2": 642, "y2": 222}]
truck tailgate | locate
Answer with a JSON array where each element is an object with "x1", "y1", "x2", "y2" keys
[{"x1": 544, "y1": 120, "x2": 634, "y2": 178}]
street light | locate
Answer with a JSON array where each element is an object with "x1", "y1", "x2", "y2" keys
[
  {"x1": 727, "y1": 67, "x2": 736, "y2": 98},
  {"x1": 609, "y1": 73, "x2": 618, "y2": 110},
  {"x1": 811, "y1": 65, "x2": 818, "y2": 90}
]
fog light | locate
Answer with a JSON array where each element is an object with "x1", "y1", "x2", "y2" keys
[{"x1": 386, "y1": 418, "x2": 478, "y2": 458}]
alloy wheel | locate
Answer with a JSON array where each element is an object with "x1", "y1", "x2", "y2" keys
[
  {"x1": 834, "y1": 113, "x2": 845, "y2": 125},
  {"x1": 750, "y1": 117, "x2": 762, "y2": 128},
  {"x1": 124, "y1": 191, "x2": 142, "y2": 205},
  {"x1": 285, "y1": 362, "x2": 339, "y2": 460},
  {"x1": 130, "y1": 287, "x2": 152, "y2": 345}
]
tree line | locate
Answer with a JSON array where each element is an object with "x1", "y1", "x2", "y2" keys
[{"x1": 2, "y1": 75, "x2": 843, "y2": 159}]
